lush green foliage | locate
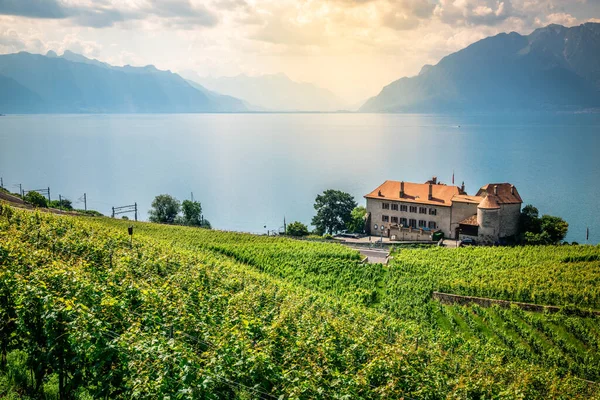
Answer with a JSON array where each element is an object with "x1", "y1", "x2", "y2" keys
[
  {"x1": 0, "y1": 205, "x2": 599, "y2": 398},
  {"x1": 148, "y1": 194, "x2": 180, "y2": 223},
  {"x1": 180, "y1": 200, "x2": 203, "y2": 227},
  {"x1": 286, "y1": 221, "x2": 309, "y2": 237},
  {"x1": 74, "y1": 209, "x2": 103, "y2": 217},
  {"x1": 49, "y1": 198, "x2": 73, "y2": 210},
  {"x1": 520, "y1": 204, "x2": 569, "y2": 244},
  {"x1": 23, "y1": 191, "x2": 47, "y2": 208},
  {"x1": 311, "y1": 190, "x2": 357, "y2": 235},
  {"x1": 346, "y1": 206, "x2": 366, "y2": 234}
]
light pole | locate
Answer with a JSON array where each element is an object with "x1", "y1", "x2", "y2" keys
[{"x1": 380, "y1": 225, "x2": 385, "y2": 247}]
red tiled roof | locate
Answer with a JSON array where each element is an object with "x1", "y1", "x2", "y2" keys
[
  {"x1": 459, "y1": 215, "x2": 478, "y2": 226},
  {"x1": 478, "y1": 194, "x2": 501, "y2": 209},
  {"x1": 452, "y1": 194, "x2": 484, "y2": 204},
  {"x1": 476, "y1": 183, "x2": 522, "y2": 204},
  {"x1": 365, "y1": 180, "x2": 461, "y2": 207}
]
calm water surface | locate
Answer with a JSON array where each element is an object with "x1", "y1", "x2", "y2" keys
[{"x1": 0, "y1": 113, "x2": 598, "y2": 243}]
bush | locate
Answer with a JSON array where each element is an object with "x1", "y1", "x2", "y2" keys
[
  {"x1": 75, "y1": 209, "x2": 103, "y2": 217},
  {"x1": 286, "y1": 221, "x2": 309, "y2": 237},
  {"x1": 48, "y1": 198, "x2": 73, "y2": 210},
  {"x1": 23, "y1": 191, "x2": 47, "y2": 208}
]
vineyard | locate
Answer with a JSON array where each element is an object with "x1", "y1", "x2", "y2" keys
[{"x1": 0, "y1": 205, "x2": 599, "y2": 398}]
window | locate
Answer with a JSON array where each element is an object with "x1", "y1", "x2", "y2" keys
[
  {"x1": 400, "y1": 218, "x2": 407, "y2": 226},
  {"x1": 382, "y1": 203, "x2": 390, "y2": 210},
  {"x1": 409, "y1": 206, "x2": 417, "y2": 213},
  {"x1": 391, "y1": 216, "x2": 399, "y2": 223},
  {"x1": 400, "y1": 205, "x2": 408, "y2": 212},
  {"x1": 419, "y1": 207, "x2": 427, "y2": 214},
  {"x1": 391, "y1": 204, "x2": 399, "y2": 211},
  {"x1": 428, "y1": 221, "x2": 437, "y2": 229},
  {"x1": 373, "y1": 224, "x2": 378, "y2": 230},
  {"x1": 382, "y1": 215, "x2": 389, "y2": 222},
  {"x1": 418, "y1": 220, "x2": 426, "y2": 228},
  {"x1": 429, "y1": 208, "x2": 437, "y2": 216},
  {"x1": 409, "y1": 219, "x2": 417, "y2": 228}
]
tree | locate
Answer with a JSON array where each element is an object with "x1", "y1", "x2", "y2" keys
[
  {"x1": 519, "y1": 204, "x2": 569, "y2": 245},
  {"x1": 148, "y1": 194, "x2": 180, "y2": 224},
  {"x1": 346, "y1": 206, "x2": 367, "y2": 234},
  {"x1": 520, "y1": 204, "x2": 541, "y2": 234},
  {"x1": 49, "y1": 198, "x2": 73, "y2": 210},
  {"x1": 311, "y1": 190, "x2": 357, "y2": 235},
  {"x1": 23, "y1": 191, "x2": 47, "y2": 208},
  {"x1": 181, "y1": 200, "x2": 203, "y2": 226},
  {"x1": 286, "y1": 221, "x2": 309, "y2": 237},
  {"x1": 540, "y1": 215, "x2": 568, "y2": 244}
]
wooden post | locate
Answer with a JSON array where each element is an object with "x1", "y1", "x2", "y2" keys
[
  {"x1": 84, "y1": 193, "x2": 87, "y2": 211},
  {"x1": 59, "y1": 194, "x2": 62, "y2": 207},
  {"x1": 112, "y1": 207, "x2": 115, "y2": 218},
  {"x1": 134, "y1": 203, "x2": 138, "y2": 221},
  {"x1": 47, "y1": 187, "x2": 50, "y2": 202}
]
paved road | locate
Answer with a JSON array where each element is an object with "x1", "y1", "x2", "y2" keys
[{"x1": 351, "y1": 247, "x2": 389, "y2": 264}]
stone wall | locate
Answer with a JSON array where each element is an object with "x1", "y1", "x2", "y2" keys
[
  {"x1": 499, "y1": 203, "x2": 521, "y2": 238},
  {"x1": 432, "y1": 291, "x2": 600, "y2": 316},
  {"x1": 477, "y1": 208, "x2": 500, "y2": 244},
  {"x1": 450, "y1": 201, "x2": 478, "y2": 238}
]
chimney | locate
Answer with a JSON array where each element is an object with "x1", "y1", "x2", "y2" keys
[
  {"x1": 494, "y1": 185, "x2": 498, "y2": 196},
  {"x1": 378, "y1": 190, "x2": 383, "y2": 197},
  {"x1": 460, "y1": 181, "x2": 465, "y2": 194},
  {"x1": 400, "y1": 181, "x2": 405, "y2": 198},
  {"x1": 510, "y1": 185, "x2": 515, "y2": 195},
  {"x1": 428, "y1": 183, "x2": 433, "y2": 200},
  {"x1": 432, "y1": 176, "x2": 437, "y2": 185}
]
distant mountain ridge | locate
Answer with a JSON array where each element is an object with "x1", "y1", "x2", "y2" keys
[
  {"x1": 360, "y1": 23, "x2": 600, "y2": 113},
  {"x1": 183, "y1": 72, "x2": 346, "y2": 112},
  {"x1": 0, "y1": 51, "x2": 249, "y2": 113}
]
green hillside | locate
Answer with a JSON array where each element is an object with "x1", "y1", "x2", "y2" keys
[{"x1": 1, "y1": 204, "x2": 599, "y2": 398}]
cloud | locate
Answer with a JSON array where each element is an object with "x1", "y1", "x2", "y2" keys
[
  {"x1": 434, "y1": 0, "x2": 517, "y2": 26},
  {"x1": 381, "y1": 0, "x2": 435, "y2": 30},
  {"x1": 0, "y1": 0, "x2": 67, "y2": 19},
  {"x1": 0, "y1": 0, "x2": 218, "y2": 29},
  {"x1": 543, "y1": 12, "x2": 578, "y2": 26}
]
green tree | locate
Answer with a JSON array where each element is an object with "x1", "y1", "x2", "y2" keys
[
  {"x1": 346, "y1": 206, "x2": 367, "y2": 234},
  {"x1": 311, "y1": 190, "x2": 357, "y2": 235},
  {"x1": 23, "y1": 191, "x2": 48, "y2": 208},
  {"x1": 540, "y1": 215, "x2": 569, "y2": 244},
  {"x1": 148, "y1": 194, "x2": 180, "y2": 224},
  {"x1": 286, "y1": 221, "x2": 309, "y2": 237},
  {"x1": 181, "y1": 200, "x2": 203, "y2": 226},
  {"x1": 49, "y1": 198, "x2": 73, "y2": 210},
  {"x1": 520, "y1": 204, "x2": 541, "y2": 234}
]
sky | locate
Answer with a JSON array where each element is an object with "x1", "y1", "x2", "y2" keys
[{"x1": 1, "y1": 0, "x2": 599, "y2": 104}]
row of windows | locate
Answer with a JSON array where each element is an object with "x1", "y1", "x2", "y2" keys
[
  {"x1": 381, "y1": 215, "x2": 437, "y2": 229},
  {"x1": 382, "y1": 202, "x2": 437, "y2": 215}
]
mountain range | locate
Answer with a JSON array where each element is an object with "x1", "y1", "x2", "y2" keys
[
  {"x1": 360, "y1": 23, "x2": 600, "y2": 113},
  {"x1": 181, "y1": 71, "x2": 346, "y2": 112},
  {"x1": 1, "y1": 23, "x2": 600, "y2": 114},
  {"x1": 0, "y1": 50, "x2": 249, "y2": 113}
]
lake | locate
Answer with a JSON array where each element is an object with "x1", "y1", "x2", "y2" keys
[{"x1": 0, "y1": 113, "x2": 598, "y2": 243}]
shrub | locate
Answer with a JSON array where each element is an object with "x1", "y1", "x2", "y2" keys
[
  {"x1": 23, "y1": 191, "x2": 47, "y2": 208},
  {"x1": 286, "y1": 221, "x2": 309, "y2": 237}
]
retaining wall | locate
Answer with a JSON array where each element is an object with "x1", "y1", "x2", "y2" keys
[{"x1": 432, "y1": 291, "x2": 600, "y2": 317}]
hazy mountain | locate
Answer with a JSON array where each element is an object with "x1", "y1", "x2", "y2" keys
[
  {"x1": 185, "y1": 79, "x2": 252, "y2": 112},
  {"x1": 183, "y1": 71, "x2": 345, "y2": 112},
  {"x1": 0, "y1": 51, "x2": 248, "y2": 113},
  {"x1": 361, "y1": 23, "x2": 600, "y2": 113}
]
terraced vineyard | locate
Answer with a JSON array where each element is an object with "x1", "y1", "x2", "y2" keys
[{"x1": 1, "y1": 205, "x2": 599, "y2": 398}]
